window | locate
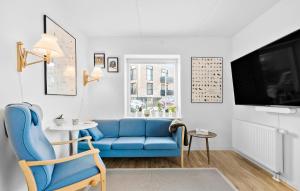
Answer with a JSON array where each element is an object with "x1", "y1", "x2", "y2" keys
[
  {"x1": 146, "y1": 65, "x2": 153, "y2": 81},
  {"x1": 147, "y1": 83, "x2": 153, "y2": 95},
  {"x1": 130, "y1": 83, "x2": 137, "y2": 95},
  {"x1": 130, "y1": 66, "x2": 136, "y2": 81},
  {"x1": 125, "y1": 55, "x2": 181, "y2": 117}
]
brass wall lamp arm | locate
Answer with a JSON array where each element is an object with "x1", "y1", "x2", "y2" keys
[{"x1": 16, "y1": 34, "x2": 63, "y2": 72}]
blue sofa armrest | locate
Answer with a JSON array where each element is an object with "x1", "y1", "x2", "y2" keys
[{"x1": 172, "y1": 127, "x2": 183, "y2": 149}]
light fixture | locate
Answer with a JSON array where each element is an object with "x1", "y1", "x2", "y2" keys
[
  {"x1": 17, "y1": 34, "x2": 64, "y2": 72},
  {"x1": 83, "y1": 66, "x2": 102, "y2": 86}
]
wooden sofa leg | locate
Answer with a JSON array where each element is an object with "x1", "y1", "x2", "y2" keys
[{"x1": 181, "y1": 154, "x2": 184, "y2": 168}]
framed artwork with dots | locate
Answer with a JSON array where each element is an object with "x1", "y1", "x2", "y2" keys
[{"x1": 191, "y1": 57, "x2": 223, "y2": 103}]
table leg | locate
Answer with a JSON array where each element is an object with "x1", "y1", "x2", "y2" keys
[
  {"x1": 188, "y1": 135, "x2": 193, "y2": 156},
  {"x1": 206, "y1": 138, "x2": 210, "y2": 164},
  {"x1": 68, "y1": 131, "x2": 73, "y2": 156}
]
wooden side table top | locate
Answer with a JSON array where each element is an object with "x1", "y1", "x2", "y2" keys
[{"x1": 187, "y1": 130, "x2": 217, "y2": 138}]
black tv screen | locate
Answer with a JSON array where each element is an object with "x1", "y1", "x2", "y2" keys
[{"x1": 231, "y1": 29, "x2": 300, "y2": 106}]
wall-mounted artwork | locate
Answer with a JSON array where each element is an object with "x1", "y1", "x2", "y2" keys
[
  {"x1": 191, "y1": 57, "x2": 223, "y2": 103},
  {"x1": 94, "y1": 53, "x2": 105, "y2": 68},
  {"x1": 107, "y1": 57, "x2": 119, "y2": 72},
  {"x1": 44, "y1": 15, "x2": 77, "y2": 96}
]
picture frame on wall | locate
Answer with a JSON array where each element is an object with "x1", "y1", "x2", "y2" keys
[
  {"x1": 107, "y1": 57, "x2": 119, "y2": 72},
  {"x1": 44, "y1": 15, "x2": 77, "y2": 96},
  {"x1": 191, "y1": 57, "x2": 223, "y2": 103},
  {"x1": 94, "y1": 53, "x2": 105, "y2": 68}
]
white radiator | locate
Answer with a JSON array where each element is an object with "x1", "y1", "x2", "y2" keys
[{"x1": 232, "y1": 119, "x2": 284, "y2": 173}]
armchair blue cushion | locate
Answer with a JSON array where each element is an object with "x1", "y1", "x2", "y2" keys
[
  {"x1": 45, "y1": 155, "x2": 103, "y2": 191},
  {"x1": 5, "y1": 104, "x2": 56, "y2": 191},
  {"x1": 5, "y1": 104, "x2": 106, "y2": 191}
]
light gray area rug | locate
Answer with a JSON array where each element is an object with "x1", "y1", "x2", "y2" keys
[{"x1": 91, "y1": 168, "x2": 238, "y2": 191}]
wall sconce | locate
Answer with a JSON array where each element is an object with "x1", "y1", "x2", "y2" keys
[
  {"x1": 83, "y1": 66, "x2": 102, "y2": 86},
  {"x1": 17, "y1": 34, "x2": 64, "y2": 72}
]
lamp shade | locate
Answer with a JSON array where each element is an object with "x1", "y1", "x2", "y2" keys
[
  {"x1": 91, "y1": 66, "x2": 102, "y2": 80},
  {"x1": 32, "y1": 34, "x2": 64, "y2": 57}
]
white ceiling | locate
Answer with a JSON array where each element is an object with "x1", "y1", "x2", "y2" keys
[{"x1": 63, "y1": 0, "x2": 279, "y2": 37}]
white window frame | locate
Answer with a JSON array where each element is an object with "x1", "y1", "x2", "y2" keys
[{"x1": 124, "y1": 54, "x2": 181, "y2": 118}]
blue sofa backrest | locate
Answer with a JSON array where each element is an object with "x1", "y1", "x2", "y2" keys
[
  {"x1": 89, "y1": 119, "x2": 172, "y2": 138},
  {"x1": 119, "y1": 118, "x2": 146, "y2": 137},
  {"x1": 146, "y1": 119, "x2": 172, "y2": 137},
  {"x1": 5, "y1": 103, "x2": 56, "y2": 191},
  {"x1": 95, "y1": 119, "x2": 120, "y2": 138}
]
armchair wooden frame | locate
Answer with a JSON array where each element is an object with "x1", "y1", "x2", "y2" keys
[{"x1": 18, "y1": 136, "x2": 106, "y2": 191}]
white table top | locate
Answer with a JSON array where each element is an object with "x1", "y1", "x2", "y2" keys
[{"x1": 45, "y1": 120, "x2": 97, "y2": 131}]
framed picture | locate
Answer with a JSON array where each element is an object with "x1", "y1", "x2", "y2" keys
[
  {"x1": 94, "y1": 53, "x2": 105, "y2": 68},
  {"x1": 107, "y1": 57, "x2": 119, "y2": 72},
  {"x1": 191, "y1": 57, "x2": 223, "y2": 103},
  {"x1": 44, "y1": 15, "x2": 77, "y2": 96}
]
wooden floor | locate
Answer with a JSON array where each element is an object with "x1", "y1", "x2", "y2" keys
[{"x1": 103, "y1": 151, "x2": 293, "y2": 191}]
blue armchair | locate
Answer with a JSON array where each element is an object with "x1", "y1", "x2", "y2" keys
[{"x1": 4, "y1": 103, "x2": 106, "y2": 191}]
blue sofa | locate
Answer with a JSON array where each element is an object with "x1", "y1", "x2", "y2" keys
[{"x1": 78, "y1": 118, "x2": 184, "y2": 167}]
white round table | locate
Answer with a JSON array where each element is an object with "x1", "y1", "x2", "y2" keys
[{"x1": 45, "y1": 120, "x2": 97, "y2": 155}]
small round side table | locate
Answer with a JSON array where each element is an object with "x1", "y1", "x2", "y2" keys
[
  {"x1": 45, "y1": 120, "x2": 97, "y2": 155},
  {"x1": 187, "y1": 130, "x2": 217, "y2": 164}
]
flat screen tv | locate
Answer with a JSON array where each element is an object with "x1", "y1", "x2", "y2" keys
[{"x1": 231, "y1": 29, "x2": 300, "y2": 106}]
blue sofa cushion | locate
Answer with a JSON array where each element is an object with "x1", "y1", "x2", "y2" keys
[
  {"x1": 95, "y1": 120, "x2": 120, "y2": 138},
  {"x1": 78, "y1": 138, "x2": 117, "y2": 151},
  {"x1": 112, "y1": 137, "x2": 145, "y2": 150},
  {"x1": 46, "y1": 155, "x2": 103, "y2": 191},
  {"x1": 146, "y1": 119, "x2": 172, "y2": 137},
  {"x1": 80, "y1": 129, "x2": 90, "y2": 137},
  {"x1": 87, "y1": 127, "x2": 104, "y2": 141},
  {"x1": 144, "y1": 137, "x2": 177, "y2": 150},
  {"x1": 119, "y1": 119, "x2": 146, "y2": 137}
]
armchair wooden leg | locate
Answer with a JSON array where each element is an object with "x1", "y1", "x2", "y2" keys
[
  {"x1": 100, "y1": 172, "x2": 106, "y2": 191},
  {"x1": 19, "y1": 160, "x2": 37, "y2": 191}
]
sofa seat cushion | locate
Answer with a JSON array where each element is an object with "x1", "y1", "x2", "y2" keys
[
  {"x1": 112, "y1": 137, "x2": 145, "y2": 150},
  {"x1": 45, "y1": 155, "x2": 103, "y2": 191},
  {"x1": 144, "y1": 137, "x2": 177, "y2": 150},
  {"x1": 78, "y1": 138, "x2": 117, "y2": 151}
]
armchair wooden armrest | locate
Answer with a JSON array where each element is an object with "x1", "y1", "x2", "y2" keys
[
  {"x1": 25, "y1": 149, "x2": 99, "y2": 167},
  {"x1": 19, "y1": 148, "x2": 106, "y2": 191},
  {"x1": 51, "y1": 136, "x2": 95, "y2": 151},
  {"x1": 51, "y1": 136, "x2": 92, "y2": 145}
]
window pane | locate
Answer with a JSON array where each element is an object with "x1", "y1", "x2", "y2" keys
[
  {"x1": 131, "y1": 83, "x2": 136, "y2": 95},
  {"x1": 130, "y1": 66, "x2": 136, "y2": 80},
  {"x1": 129, "y1": 62, "x2": 176, "y2": 115},
  {"x1": 146, "y1": 65, "x2": 153, "y2": 81},
  {"x1": 147, "y1": 83, "x2": 153, "y2": 95}
]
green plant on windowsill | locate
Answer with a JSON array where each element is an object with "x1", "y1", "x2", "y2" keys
[{"x1": 168, "y1": 106, "x2": 176, "y2": 113}]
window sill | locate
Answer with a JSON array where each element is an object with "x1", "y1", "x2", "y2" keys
[{"x1": 123, "y1": 115, "x2": 182, "y2": 119}]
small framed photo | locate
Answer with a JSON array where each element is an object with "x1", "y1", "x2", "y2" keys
[
  {"x1": 107, "y1": 57, "x2": 119, "y2": 72},
  {"x1": 94, "y1": 53, "x2": 105, "y2": 68}
]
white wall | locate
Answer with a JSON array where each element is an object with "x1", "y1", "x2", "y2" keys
[
  {"x1": 0, "y1": 0, "x2": 88, "y2": 190},
  {"x1": 232, "y1": 0, "x2": 300, "y2": 189},
  {"x1": 87, "y1": 37, "x2": 234, "y2": 150}
]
